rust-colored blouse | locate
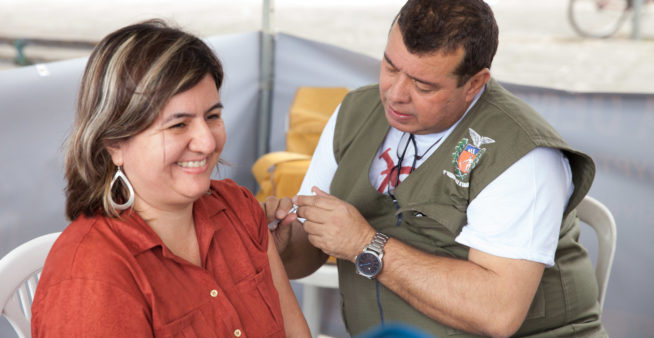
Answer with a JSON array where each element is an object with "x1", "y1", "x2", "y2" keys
[{"x1": 32, "y1": 179, "x2": 285, "y2": 337}]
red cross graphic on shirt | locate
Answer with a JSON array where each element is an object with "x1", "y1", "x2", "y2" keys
[{"x1": 377, "y1": 148, "x2": 414, "y2": 193}]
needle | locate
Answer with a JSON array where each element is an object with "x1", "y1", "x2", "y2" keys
[{"x1": 267, "y1": 204, "x2": 298, "y2": 230}]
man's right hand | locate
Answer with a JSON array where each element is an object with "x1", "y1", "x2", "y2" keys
[{"x1": 261, "y1": 196, "x2": 298, "y2": 257}]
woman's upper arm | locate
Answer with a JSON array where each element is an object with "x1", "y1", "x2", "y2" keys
[{"x1": 266, "y1": 235, "x2": 310, "y2": 337}]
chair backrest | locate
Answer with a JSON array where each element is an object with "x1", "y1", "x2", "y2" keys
[
  {"x1": 0, "y1": 232, "x2": 61, "y2": 338},
  {"x1": 285, "y1": 86, "x2": 349, "y2": 155},
  {"x1": 576, "y1": 196, "x2": 617, "y2": 313},
  {"x1": 253, "y1": 86, "x2": 348, "y2": 201}
]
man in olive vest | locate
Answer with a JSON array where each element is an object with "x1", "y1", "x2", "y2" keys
[{"x1": 265, "y1": 0, "x2": 606, "y2": 336}]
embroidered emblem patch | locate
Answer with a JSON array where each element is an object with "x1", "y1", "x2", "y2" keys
[{"x1": 451, "y1": 128, "x2": 495, "y2": 180}]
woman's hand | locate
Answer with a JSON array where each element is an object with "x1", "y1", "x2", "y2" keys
[
  {"x1": 261, "y1": 194, "x2": 329, "y2": 279},
  {"x1": 261, "y1": 196, "x2": 298, "y2": 256}
]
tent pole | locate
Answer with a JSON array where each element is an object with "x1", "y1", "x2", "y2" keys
[
  {"x1": 631, "y1": 0, "x2": 643, "y2": 40},
  {"x1": 257, "y1": 0, "x2": 275, "y2": 158}
]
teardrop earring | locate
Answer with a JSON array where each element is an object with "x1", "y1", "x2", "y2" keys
[{"x1": 109, "y1": 166, "x2": 134, "y2": 210}]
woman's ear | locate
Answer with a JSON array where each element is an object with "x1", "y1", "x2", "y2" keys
[{"x1": 105, "y1": 142, "x2": 124, "y2": 167}]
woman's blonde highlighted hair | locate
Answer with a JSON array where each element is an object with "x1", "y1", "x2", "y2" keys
[{"x1": 64, "y1": 19, "x2": 223, "y2": 220}]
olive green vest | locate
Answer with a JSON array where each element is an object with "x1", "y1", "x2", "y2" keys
[{"x1": 330, "y1": 80, "x2": 606, "y2": 337}]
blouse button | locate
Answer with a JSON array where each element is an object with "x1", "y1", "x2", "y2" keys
[
  {"x1": 210, "y1": 289, "x2": 218, "y2": 297},
  {"x1": 234, "y1": 329, "x2": 242, "y2": 337}
]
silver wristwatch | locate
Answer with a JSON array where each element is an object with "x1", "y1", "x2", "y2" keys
[{"x1": 355, "y1": 232, "x2": 389, "y2": 279}]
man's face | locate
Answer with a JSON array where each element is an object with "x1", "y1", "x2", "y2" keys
[{"x1": 379, "y1": 23, "x2": 483, "y2": 135}]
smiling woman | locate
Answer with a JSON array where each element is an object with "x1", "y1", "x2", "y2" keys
[
  {"x1": 106, "y1": 75, "x2": 226, "y2": 228},
  {"x1": 29, "y1": 19, "x2": 310, "y2": 338}
]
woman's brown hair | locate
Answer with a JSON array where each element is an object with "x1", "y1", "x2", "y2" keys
[{"x1": 64, "y1": 19, "x2": 224, "y2": 220}]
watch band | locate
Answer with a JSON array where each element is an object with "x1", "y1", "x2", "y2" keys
[{"x1": 365, "y1": 232, "x2": 389, "y2": 254}]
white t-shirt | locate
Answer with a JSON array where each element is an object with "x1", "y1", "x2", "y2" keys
[{"x1": 298, "y1": 91, "x2": 572, "y2": 267}]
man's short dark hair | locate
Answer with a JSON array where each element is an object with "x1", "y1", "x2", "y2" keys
[{"x1": 397, "y1": 0, "x2": 499, "y2": 86}]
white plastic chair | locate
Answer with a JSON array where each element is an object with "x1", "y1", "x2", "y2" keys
[
  {"x1": 576, "y1": 195, "x2": 617, "y2": 313},
  {"x1": 294, "y1": 263, "x2": 339, "y2": 337},
  {"x1": 0, "y1": 232, "x2": 61, "y2": 338}
]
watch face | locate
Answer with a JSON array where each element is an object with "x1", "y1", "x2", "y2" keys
[{"x1": 356, "y1": 252, "x2": 381, "y2": 277}]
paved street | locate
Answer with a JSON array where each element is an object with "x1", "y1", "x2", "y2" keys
[{"x1": 1, "y1": 0, "x2": 653, "y2": 93}]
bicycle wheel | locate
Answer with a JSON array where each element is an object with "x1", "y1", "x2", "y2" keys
[{"x1": 568, "y1": 0, "x2": 632, "y2": 38}]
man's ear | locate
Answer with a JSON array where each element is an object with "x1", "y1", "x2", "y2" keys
[
  {"x1": 465, "y1": 68, "x2": 491, "y2": 102},
  {"x1": 105, "y1": 142, "x2": 124, "y2": 167}
]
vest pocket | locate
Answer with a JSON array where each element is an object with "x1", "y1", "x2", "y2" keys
[
  {"x1": 525, "y1": 284, "x2": 546, "y2": 320},
  {"x1": 399, "y1": 202, "x2": 467, "y2": 235},
  {"x1": 394, "y1": 205, "x2": 468, "y2": 257}
]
